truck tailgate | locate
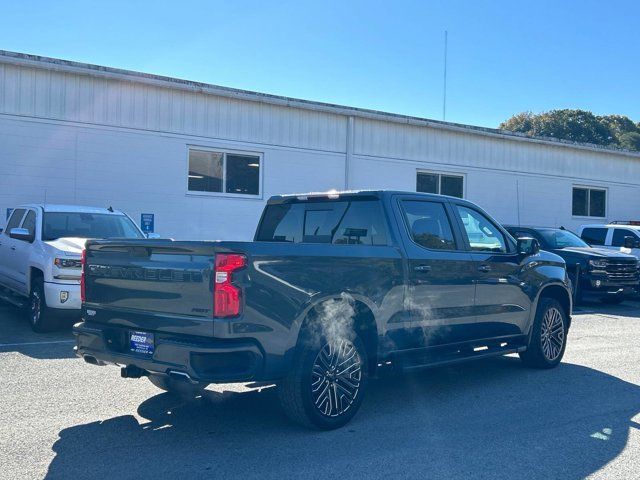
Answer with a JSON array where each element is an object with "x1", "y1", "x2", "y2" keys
[{"x1": 83, "y1": 240, "x2": 217, "y2": 336}]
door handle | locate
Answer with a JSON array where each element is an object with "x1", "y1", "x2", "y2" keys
[
  {"x1": 10, "y1": 246, "x2": 16, "y2": 251},
  {"x1": 477, "y1": 264, "x2": 491, "y2": 273},
  {"x1": 414, "y1": 265, "x2": 432, "y2": 273}
]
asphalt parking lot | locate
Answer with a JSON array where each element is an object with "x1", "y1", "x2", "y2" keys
[{"x1": 1, "y1": 301, "x2": 639, "y2": 480}]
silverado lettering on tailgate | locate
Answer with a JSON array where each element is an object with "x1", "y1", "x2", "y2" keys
[{"x1": 88, "y1": 265, "x2": 204, "y2": 283}]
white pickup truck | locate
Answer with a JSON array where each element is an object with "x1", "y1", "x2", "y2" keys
[
  {"x1": 577, "y1": 223, "x2": 640, "y2": 259},
  {"x1": 0, "y1": 204, "x2": 150, "y2": 331}
]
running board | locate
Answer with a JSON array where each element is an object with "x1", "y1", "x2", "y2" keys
[
  {"x1": 0, "y1": 291, "x2": 27, "y2": 309},
  {"x1": 397, "y1": 344, "x2": 527, "y2": 373}
]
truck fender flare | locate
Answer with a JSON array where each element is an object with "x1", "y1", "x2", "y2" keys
[
  {"x1": 290, "y1": 292, "x2": 378, "y2": 347},
  {"x1": 527, "y1": 281, "x2": 572, "y2": 339}
]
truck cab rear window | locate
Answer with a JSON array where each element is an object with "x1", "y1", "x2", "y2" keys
[
  {"x1": 257, "y1": 200, "x2": 387, "y2": 245},
  {"x1": 581, "y1": 227, "x2": 607, "y2": 246}
]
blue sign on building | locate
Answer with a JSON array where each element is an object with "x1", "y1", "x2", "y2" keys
[{"x1": 140, "y1": 213, "x2": 155, "y2": 233}]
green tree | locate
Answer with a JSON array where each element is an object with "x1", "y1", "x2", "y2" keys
[
  {"x1": 499, "y1": 109, "x2": 640, "y2": 151},
  {"x1": 618, "y1": 132, "x2": 640, "y2": 151}
]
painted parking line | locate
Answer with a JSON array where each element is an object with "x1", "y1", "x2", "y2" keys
[{"x1": 0, "y1": 340, "x2": 75, "y2": 348}]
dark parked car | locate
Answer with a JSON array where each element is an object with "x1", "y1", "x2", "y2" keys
[
  {"x1": 75, "y1": 191, "x2": 572, "y2": 429},
  {"x1": 504, "y1": 226, "x2": 639, "y2": 304}
]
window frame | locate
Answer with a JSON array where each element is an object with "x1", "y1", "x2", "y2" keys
[
  {"x1": 397, "y1": 198, "x2": 462, "y2": 252},
  {"x1": 186, "y1": 145, "x2": 263, "y2": 199},
  {"x1": 572, "y1": 186, "x2": 607, "y2": 219},
  {"x1": 330, "y1": 200, "x2": 389, "y2": 246},
  {"x1": 19, "y1": 209, "x2": 37, "y2": 243},
  {"x1": 255, "y1": 198, "x2": 390, "y2": 246},
  {"x1": 451, "y1": 203, "x2": 515, "y2": 254},
  {"x1": 580, "y1": 227, "x2": 608, "y2": 246},
  {"x1": 4, "y1": 208, "x2": 26, "y2": 236},
  {"x1": 416, "y1": 169, "x2": 465, "y2": 198},
  {"x1": 611, "y1": 228, "x2": 640, "y2": 247}
]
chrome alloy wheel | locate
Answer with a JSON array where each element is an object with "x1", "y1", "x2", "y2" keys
[
  {"x1": 540, "y1": 307, "x2": 565, "y2": 361},
  {"x1": 311, "y1": 340, "x2": 363, "y2": 418},
  {"x1": 30, "y1": 289, "x2": 42, "y2": 326}
]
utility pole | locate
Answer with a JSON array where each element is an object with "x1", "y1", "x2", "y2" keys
[{"x1": 442, "y1": 30, "x2": 448, "y2": 121}]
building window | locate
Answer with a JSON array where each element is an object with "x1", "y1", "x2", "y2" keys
[
  {"x1": 188, "y1": 148, "x2": 260, "y2": 196},
  {"x1": 416, "y1": 171, "x2": 464, "y2": 198},
  {"x1": 572, "y1": 187, "x2": 606, "y2": 217}
]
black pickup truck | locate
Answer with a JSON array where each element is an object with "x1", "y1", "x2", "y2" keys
[
  {"x1": 75, "y1": 190, "x2": 572, "y2": 429},
  {"x1": 504, "y1": 226, "x2": 639, "y2": 304}
]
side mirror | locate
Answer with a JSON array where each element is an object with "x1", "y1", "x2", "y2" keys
[
  {"x1": 517, "y1": 237, "x2": 540, "y2": 256},
  {"x1": 9, "y1": 227, "x2": 34, "y2": 243},
  {"x1": 146, "y1": 233, "x2": 161, "y2": 239},
  {"x1": 623, "y1": 236, "x2": 639, "y2": 249}
]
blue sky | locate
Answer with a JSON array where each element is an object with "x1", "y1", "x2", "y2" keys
[{"x1": 1, "y1": 0, "x2": 638, "y2": 127}]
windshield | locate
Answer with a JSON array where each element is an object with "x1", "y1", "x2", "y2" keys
[
  {"x1": 42, "y1": 212, "x2": 144, "y2": 241},
  {"x1": 538, "y1": 229, "x2": 589, "y2": 249}
]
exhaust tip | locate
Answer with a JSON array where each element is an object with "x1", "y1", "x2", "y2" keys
[
  {"x1": 83, "y1": 355, "x2": 101, "y2": 366},
  {"x1": 120, "y1": 365, "x2": 147, "y2": 379},
  {"x1": 168, "y1": 370, "x2": 197, "y2": 384}
]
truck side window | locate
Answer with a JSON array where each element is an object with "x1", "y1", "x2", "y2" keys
[
  {"x1": 21, "y1": 210, "x2": 36, "y2": 238},
  {"x1": 258, "y1": 200, "x2": 388, "y2": 245},
  {"x1": 5, "y1": 208, "x2": 26, "y2": 234},
  {"x1": 455, "y1": 205, "x2": 507, "y2": 253},
  {"x1": 303, "y1": 202, "x2": 348, "y2": 243},
  {"x1": 612, "y1": 229, "x2": 639, "y2": 247},
  {"x1": 581, "y1": 227, "x2": 607, "y2": 246},
  {"x1": 257, "y1": 201, "x2": 350, "y2": 244},
  {"x1": 401, "y1": 200, "x2": 456, "y2": 250},
  {"x1": 256, "y1": 204, "x2": 304, "y2": 242},
  {"x1": 333, "y1": 201, "x2": 388, "y2": 245}
]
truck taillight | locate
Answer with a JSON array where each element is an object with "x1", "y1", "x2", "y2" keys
[
  {"x1": 80, "y1": 249, "x2": 86, "y2": 303},
  {"x1": 214, "y1": 253, "x2": 246, "y2": 318}
]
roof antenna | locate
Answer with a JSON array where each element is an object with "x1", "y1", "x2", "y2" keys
[
  {"x1": 442, "y1": 30, "x2": 448, "y2": 121},
  {"x1": 107, "y1": 206, "x2": 114, "y2": 212}
]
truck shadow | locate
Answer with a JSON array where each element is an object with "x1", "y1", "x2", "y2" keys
[
  {"x1": 574, "y1": 299, "x2": 640, "y2": 319},
  {"x1": 0, "y1": 303, "x2": 76, "y2": 360},
  {"x1": 45, "y1": 358, "x2": 640, "y2": 479}
]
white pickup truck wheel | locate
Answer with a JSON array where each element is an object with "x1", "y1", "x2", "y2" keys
[{"x1": 29, "y1": 278, "x2": 55, "y2": 333}]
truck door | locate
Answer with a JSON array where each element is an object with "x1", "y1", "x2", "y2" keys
[
  {"x1": 0, "y1": 208, "x2": 27, "y2": 291},
  {"x1": 611, "y1": 228, "x2": 640, "y2": 259},
  {"x1": 395, "y1": 198, "x2": 477, "y2": 348},
  {"x1": 9, "y1": 209, "x2": 37, "y2": 295},
  {"x1": 451, "y1": 203, "x2": 530, "y2": 339}
]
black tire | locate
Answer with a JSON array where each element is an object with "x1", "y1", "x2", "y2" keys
[
  {"x1": 519, "y1": 297, "x2": 568, "y2": 369},
  {"x1": 147, "y1": 374, "x2": 207, "y2": 399},
  {"x1": 28, "y1": 278, "x2": 55, "y2": 333},
  {"x1": 601, "y1": 296, "x2": 624, "y2": 305},
  {"x1": 278, "y1": 331, "x2": 368, "y2": 430}
]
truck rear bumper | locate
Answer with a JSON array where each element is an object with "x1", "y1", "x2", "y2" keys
[{"x1": 73, "y1": 321, "x2": 264, "y2": 383}]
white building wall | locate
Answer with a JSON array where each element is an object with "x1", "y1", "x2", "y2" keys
[
  {"x1": 351, "y1": 119, "x2": 640, "y2": 230},
  {"x1": 1, "y1": 56, "x2": 640, "y2": 239},
  {"x1": 0, "y1": 116, "x2": 348, "y2": 240}
]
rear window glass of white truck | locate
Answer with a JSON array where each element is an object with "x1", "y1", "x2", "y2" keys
[
  {"x1": 43, "y1": 213, "x2": 144, "y2": 240},
  {"x1": 581, "y1": 227, "x2": 607, "y2": 246},
  {"x1": 257, "y1": 200, "x2": 388, "y2": 245}
]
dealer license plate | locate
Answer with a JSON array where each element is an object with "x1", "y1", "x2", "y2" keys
[{"x1": 129, "y1": 331, "x2": 154, "y2": 355}]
